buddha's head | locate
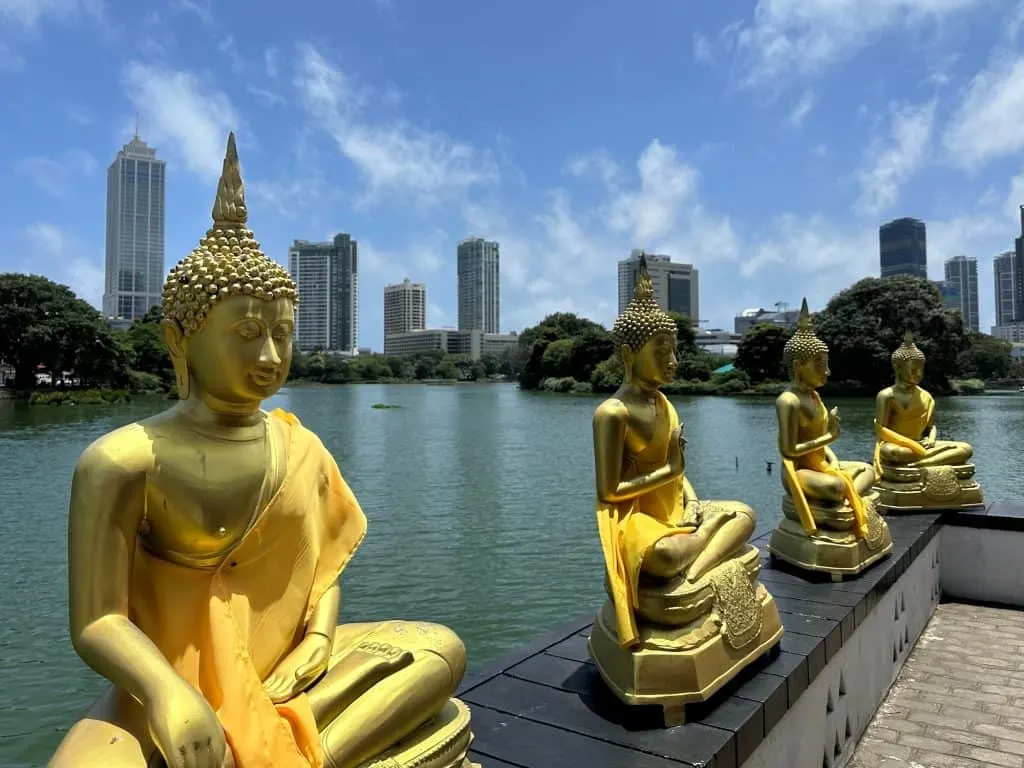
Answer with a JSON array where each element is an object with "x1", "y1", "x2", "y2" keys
[
  {"x1": 612, "y1": 254, "x2": 678, "y2": 387},
  {"x1": 892, "y1": 331, "x2": 926, "y2": 386},
  {"x1": 783, "y1": 298, "x2": 830, "y2": 389},
  {"x1": 161, "y1": 133, "x2": 298, "y2": 405}
]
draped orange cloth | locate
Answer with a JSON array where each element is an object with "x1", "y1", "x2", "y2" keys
[
  {"x1": 129, "y1": 409, "x2": 367, "y2": 768},
  {"x1": 595, "y1": 393, "x2": 696, "y2": 650},
  {"x1": 783, "y1": 394, "x2": 869, "y2": 539},
  {"x1": 873, "y1": 392, "x2": 933, "y2": 476}
]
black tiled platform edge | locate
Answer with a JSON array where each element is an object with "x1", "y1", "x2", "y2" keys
[
  {"x1": 940, "y1": 499, "x2": 1024, "y2": 531},
  {"x1": 459, "y1": 513, "x2": 943, "y2": 768}
]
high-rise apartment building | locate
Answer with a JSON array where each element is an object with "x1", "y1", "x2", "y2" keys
[
  {"x1": 383, "y1": 278, "x2": 426, "y2": 354},
  {"x1": 457, "y1": 237, "x2": 500, "y2": 333},
  {"x1": 879, "y1": 218, "x2": 927, "y2": 279},
  {"x1": 618, "y1": 250, "x2": 700, "y2": 322},
  {"x1": 288, "y1": 233, "x2": 358, "y2": 353},
  {"x1": 943, "y1": 256, "x2": 979, "y2": 332},
  {"x1": 102, "y1": 134, "x2": 166, "y2": 320},
  {"x1": 994, "y1": 251, "x2": 1017, "y2": 327}
]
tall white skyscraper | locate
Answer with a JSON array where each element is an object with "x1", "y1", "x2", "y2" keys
[
  {"x1": 102, "y1": 134, "x2": 166, "y2": 320},
  {"x1": 383, "y1": 278, "x2": 426, "y2": 354},
  {"x1": 994, "y1": 251, "x2": 1017, "y2": 327},
  {"x1": 457, "y1": 237, "x2": 500, "y2": 333},
  {"x1": 617, "y1": 250, "x2": 700, "y2": 322},
  {"x1": 288, "y1": 233, "x2": 359, "y2": 353},
  {"x1": 943, "y1": 255, "x2": 980, "y2": 332}
]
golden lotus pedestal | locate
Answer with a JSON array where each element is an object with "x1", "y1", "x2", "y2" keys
[
  {"x1": 768, "y1": 494, "x2": 893, "y2": 582},
  {"x1": 362, "y1": 699, "x2": 477, "y2": 768},
  {"x1": 874, "y1": 463, "x2": 984, "y2": 514},
  {"x1": 588, "y1": 546, "x2": 784, "y2": 727}
]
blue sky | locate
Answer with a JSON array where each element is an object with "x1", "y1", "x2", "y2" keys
[{"x1": 2, "y1": 0, "x2": 1024, "y2": 350}]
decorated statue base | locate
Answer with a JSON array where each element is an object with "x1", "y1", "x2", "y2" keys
[
  {"x1": 361, "y1": 699, "x2": 478, "y2": 768},
  {"x1": 874, "y1": 463, "x2": 984, "y2": 513},
  {"x1": 768, "y1": 494, "x2": 893, "y2": 581},
  {"x1": 588, "y1": 546, "x2": 784, "y2": 727}
]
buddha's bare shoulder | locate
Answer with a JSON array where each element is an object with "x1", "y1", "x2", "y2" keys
[
  {"x1": 775, "y1": 390, "x2": 800, "y2": 409},
  {"x1": 593, "y1": 396, "x2": 629, "y2": 425},
  {"x1": 74, "y1": 422, "x2": 155, "y2": 481},
  {"x1": 876, "y1": 386, "x2": 895, "y2": 402}
]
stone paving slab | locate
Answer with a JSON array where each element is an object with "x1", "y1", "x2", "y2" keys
[{"x1": 851, "y1": 602, "x2": 1024, "y2": 768}]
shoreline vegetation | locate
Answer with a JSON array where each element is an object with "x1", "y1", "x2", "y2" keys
[{"x1": 3, "y1": 273, "x2": 1022, "y2": 405}]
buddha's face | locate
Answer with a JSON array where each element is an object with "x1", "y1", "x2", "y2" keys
[
  {"x1": 183, "y1": 295, "x2": 294, "y2": 404},
  {"x1": 626, "y1": 331, "x2": 678, "y2": 386},
  {"x1": 795, "y1": 351, "x2": 830, "y2": 389},
  {"x1": 895, "y1": 358, "x2": 925, "y2": 386}
]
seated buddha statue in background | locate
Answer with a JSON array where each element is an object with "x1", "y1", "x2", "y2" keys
[
  {"x1": 587, "y1": 254, "x2": 782, "y2": 727},
  {"x1": 50, "y1": 134, "x2": 477, "y2": 768},
  {"x1": 873, "y1": 332, "x2": 984, "y2": 512},
  {"x1": 767, "y1": 299, "x2": 892, "y2": 580}
]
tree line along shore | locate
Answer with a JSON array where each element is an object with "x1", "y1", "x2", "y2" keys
[{"x1": 1, "y1": 273, "x2": 1018, "y2": 406}]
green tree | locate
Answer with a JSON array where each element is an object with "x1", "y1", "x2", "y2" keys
[
  {"x1": 735, "y1": 324, "x2": 789, "y2": 383},
  {"x1": 814, "y1": 276, "x2": 968, "y2": 393},
  {"x1": 0, "y1": 274, "x2": 128, "y2": 390},
  {"x1": 541, "y1": 338, "x2": 574, "y2": 378},
  {"x1": 667, "y1": 312, "x2": 698, "y2": 357},
  {"x1": 591, "y1": 355, "x2": 624, "y2": 392},
  {"x1": 959, "y1": 333, "x2": 1013, "y2": 380},
  {"x1": 124, "y1": 306, "x2": 174, "y2": 389}
]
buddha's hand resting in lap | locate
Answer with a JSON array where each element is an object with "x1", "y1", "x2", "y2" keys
[
  {"x1": 262, "y1": 632, "x2": 332, "y2": 703},
  {"x1": 922, "y1": 434, "x2": 936, "y2": 449},
  {"x1": 147, "y1": 678, "x2": 231, "y2": 768}
]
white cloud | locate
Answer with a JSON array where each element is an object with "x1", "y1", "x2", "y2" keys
[
  {"x1": 20, "y1": 223, "x2": 103, "y2": 307},
  {"x1": 0, "y1": 0, "x2": 103, "y2": 29},
  {"x1": 563, "y1": 149, "x2": 622, "y2": 187},
  {"x1": 294, "y1": 44, "x2": 499, "y2": 205},
  {"x1": 122, "y1": 62, "x2": 240, "y2": 181},
  {"x1": 725, "y1": 0, "x2": 988, "y2": 84},
  {"x1": 171, "y1": 0, "x2": 212, "y2": 26},
  {"x1": 693, "y1": 34, "x2": 715, "y2": 65},
  {"x1": 265, "y1": 47, "x2": 280, "y2": 79},
  {"x1": 855, "y1": 101, "x2": 936, "y2": 216},
  {"x1": 788, "y1": 91, "x2": 816, "y2": 127},
  {"x1": 16, "y1": 150, "x2": 97, "y2": 197},
  {"x1": 943, "y1": 53, "x2": 1024, "y2": 168}
]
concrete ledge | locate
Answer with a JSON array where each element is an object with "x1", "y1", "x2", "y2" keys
[{"x1": 940, "y1": 500, "x2": 1024, "y2": 607}]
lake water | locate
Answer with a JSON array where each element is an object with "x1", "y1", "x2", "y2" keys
[{"x1": 2, "y1": 383, "x2": 1021, "y2": 764}]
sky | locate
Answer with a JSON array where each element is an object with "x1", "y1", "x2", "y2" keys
[{"x1": 1, "y1": 0, "x2": 1024, "y2": 351}]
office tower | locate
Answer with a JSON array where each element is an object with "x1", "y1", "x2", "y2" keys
[
  {"x1": 383, "y1": 279, "x2": 426, "y2": 354},
  {"x1": 617, "y1": 250, "x2": 700, "y2": 322},
  {"x1": 288, "y1": 233, "x2": 358, "y2": 353},
  {"x1": 994, "y1": 251, "x2": 1016, "y2": 327},
  {"x1": 102, "y1": 133, "x2": 166, "y2": 320},
  {"x1": 943, "y1": 256, "x2": 979, "y2": 331},
  {"x1": 457, "y1": 237, "x2": 500, "y2": 333},
  {"x1": 1015, "y1": 206, "x2": 1024, "y2": 321},
  {"x1": 879, "y1": 218, "x2": 927, "y2": 278}
]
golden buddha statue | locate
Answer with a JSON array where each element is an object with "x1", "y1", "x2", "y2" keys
[
  {"x1": 587, "y1": 255, "x2": 783, "y2": 727},
  {"x1": 872, "y1": 332, "x2": 984, "y2": 511},
  {"x1": 50, "y1": 134, "x2": 477, "y2": 768},
  {"x1": 767, "y1": 299, "x2": 892, "y2": 580}
]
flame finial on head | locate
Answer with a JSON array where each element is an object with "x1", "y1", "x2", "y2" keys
[
  {"x1": 161, "y1": 132, "x2": 297, "y2": 337},
  {"x1": 612, "y1": 252, "x2": 678, "y2": 352},
  {"x1": 211, "y1": 132, "x2": 248, "y2": 228},
  {"x1": 783, "y1": 296, "x2": 829, "y2": 375}
]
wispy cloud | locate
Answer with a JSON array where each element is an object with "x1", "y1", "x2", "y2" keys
[
  {"x1": 855, "y1": 101, "x2": 936, "y2": 215},
  {"x1": 943, "y1": 52, "x2": 1024, "y2": 168},
  {"x1": 16, "y1": 150, "x2": 97, "y2": 198},
  {"x1": 788, "y1": 91, "x2": 816, "y2": 127}
]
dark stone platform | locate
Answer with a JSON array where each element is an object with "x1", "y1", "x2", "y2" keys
[{"x1": 459, "y1": 513, "x2": 944, "y2": 768}]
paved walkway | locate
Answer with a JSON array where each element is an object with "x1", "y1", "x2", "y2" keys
[{"x1": 851, "y1": 602, "x2": 1024, "y2": 768}]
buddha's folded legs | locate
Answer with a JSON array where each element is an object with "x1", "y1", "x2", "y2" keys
[
  {"x1": 49, "y1": 687, "x2": 165, "y2": 768},
  {"x1": 314, "y1": 620, "x2": 466, "y2": 768},
  {"x1": 880, "y1": 441, "x2": 973, "y2": 468},
  {"x1": 686, "y1": 501, "x2": 755, "y2": 583},
  {"x1": 790, "y1": 462, "x2": 874, "y2": 504}
]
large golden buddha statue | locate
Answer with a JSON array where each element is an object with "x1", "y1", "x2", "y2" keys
[
  {"x1": 872, "y1": 332, "x2": 984, "y2": 511},
  {"x1": 51, "y1": 134, "x2": 476, "y2": 768},
  {"x1": 587, "y1": 255, "x2": 783, "y2": 726},
  {"x1": 768, "y1": 299, "x2": 892, "y2": 580}
]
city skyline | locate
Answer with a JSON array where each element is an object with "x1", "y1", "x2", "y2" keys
[{"x1": 3, "y1": 3, "x2": 1024, "y2": 350}]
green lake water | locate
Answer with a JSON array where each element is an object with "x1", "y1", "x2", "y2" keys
[{"x1": 1, "y1": 383, "x2": 1021, "y2": 765}]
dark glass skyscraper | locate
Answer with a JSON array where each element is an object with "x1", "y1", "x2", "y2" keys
[{"x1": 879, "y1": 218, "x2": 927, "y2": 279}]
